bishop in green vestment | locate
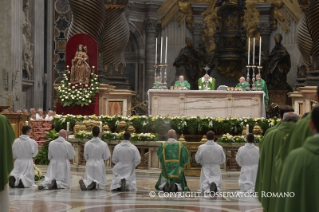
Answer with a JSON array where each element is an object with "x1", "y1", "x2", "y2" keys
[
  {"x1": 155, "y1": 76, "x2": 161, "y2": 88},
  {"x1": 155, "y1": 129, "x2": 190, "y2": 192},
  {"x1": 0, "y1": 115, "x2": 15, "y2": 212},
  {"x1": 198, "y1": 74, "x2": 215, "y2": 90},
  {"x1": 264, "y1": 105, "x2": 294, "y2": 136},
  {"x1": 174, "y1": 76, "x2": 191, "y2": 90},
  {"x1": 275, "y1": 106, "x2": 319, "y2": 212},
  {"x1": 255, "y1": 74, "x2": 269, "y2": 111},
  {"x1": 236, "y1": 76, "x2": 247, "y2": 91},
  {"x1": 255, "y1": 112, "x2": 299, "y2": 212}
]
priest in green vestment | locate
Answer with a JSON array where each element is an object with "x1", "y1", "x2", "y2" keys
[
  {"x1": 275, "y1": 106, "x2": 319, "y2": 212},
  {"x1": 255, "y1": 74, "x2": 269, "y2": 111},
  {"x1": 255, "y1": 112, "x2": 299, "y2": 212},
  {"x1": 174, "y1": 76, "x2": 191, "y2": 90},
  {"x1": 155, "y1": 129, "x2": 190, "y2": 192},
  {"x1": 235, "y1": 77, "x2": 247, "y2": 91},
  {"x1": 274, "y1": 85, "x2": 318, "y2": 181},
  {"x1": 155, "y1": 76, "x2": 161, "y2": 88},
  {"x1": 198, "y1": 74, "x2": 215, "y2": 90},
  {"x1": 264, "y1": 105, "x2": 294, "y2": 136},
  {"x1": 0, "y1": 115, "x2": 15, "y2": 212}
]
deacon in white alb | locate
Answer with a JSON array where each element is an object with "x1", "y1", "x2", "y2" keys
[
  {"x1": 110, "y1": 131, "x2": 141, "y2": 191},
  {"x1": 9, "y1": 126, "x2": 38, "y2": 188},
  {"x1": 39, "y1": 129, "x2": 75, "y2": 190},
  {"x1": 79, "y1": 126, "x2": 111, "y2": 190},
  {"x1": 236, "y1": 133, "x2": 259, "y2": 193},
  {"x1": 195, "y1": 131, "x2": 225, "y2": 193}
]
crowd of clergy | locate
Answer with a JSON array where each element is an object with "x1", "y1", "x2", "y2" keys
[{"x1": 0, "y1": 85, "x2": 318, "y2": 212}]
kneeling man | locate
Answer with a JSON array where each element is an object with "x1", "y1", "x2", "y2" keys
[
  {"x1": 195, "y1": 131, "x2": 225, "y2": 193},
  {"x1": 155, "y1": 129, "x2": 190, "y2": 192}
]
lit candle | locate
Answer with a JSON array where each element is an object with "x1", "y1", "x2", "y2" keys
[
  {"x1": 253, "y1": 37, "x2": 255, "y2": 65},
  {"x1": 155, "y1": 37, "x2": 158, "y2": 65},
  {"x1": 92, "y1": 66, "x2": 95, "y2": 69},
  {"x1": 160, "y1": 37, "x2": 163, "y2": 64},
  {"x1": 246, "y1": 124, "x2": 249, "y2": 134},
  {"x1": 259, "y1": 37, "x2": 262, "y2": 66},
  {"x1": 248, "y1": 38, "x2": 250, "y2": 65},
  {"x1": 100, "y1": 121, "x2": 102, "y2": 132},
  {"x1": 67, "y1": 122, "x2": 70, "y2": 132},
  {"x1": 25, "y1": 121, "x2": 28, "y2": 126},
  {"x1": 165, "y1": 36, "x2": 168, "y2": 64}
]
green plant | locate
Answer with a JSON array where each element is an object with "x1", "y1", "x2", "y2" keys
[{"x1": 35, "y1": 129, "x2": 59, "y2": 165}]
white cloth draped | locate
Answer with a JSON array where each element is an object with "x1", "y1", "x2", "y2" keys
[
  {"x1": 0, "y1": 184, "x2": 9, "y2": 212},
  {"x1": 110, "y1": 140, "x2": 141, "y2": 191},
  {"x1": 83, "y1": 137, "x2": 111, "y2": 189},
  {"x1": 11, "y1": 135, "x2": 38, "y2": 187},
  {"x1": 235, "y1": 143, "x2": 259, "y2": 192},
  {"x1": 40, "y1": 137, "x2": 75, "y2": 189},
  {"x1": 195, "y1": 140, "x2": 225, "y2": 192}
]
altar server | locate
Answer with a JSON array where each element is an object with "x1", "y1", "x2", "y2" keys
[
  {"x1": 110, "y1": 131, "x2": 141, "y2": 191},
  {"x1": 276, "y1": 106, "x2": 319, "y2": 212},
  {"x1": 79, "y1": 126, "x2": 110, "y2": 190},
  {"x1": 174, "y1": 75, "x2": 191, "y2": 90},
  {"x1": 9, "y1": 126, "x2": 38, "y2": 188},
  {"x1": 0, "y1": 115, "x2": 15, "y2": 212},
  {"x1": 236, "y1": 133, "x2": 259, "y2": 193},
  {"x1": 198, "y1": 74, "x2": 215, "y2": 90},
  {"x1": 195, "y1": 131, "x2": 225, "y2": 193},
  {"x1": 39, "y1": 129, "x2": 75, "y2": 190},
  {"x1": 155, "y1": 129, "x2": 190, "y2": 192},
  {"x1": 235, "y1": 76, "x2": 247, "y2": 91}
]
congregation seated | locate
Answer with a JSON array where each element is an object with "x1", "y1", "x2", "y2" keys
[
  {"x1": 36, "y1": 108, "x2": 45, "y2": 120},
  {"x1": 44, "y1": 110, "x2": 54, "y2": 121},
  {"x1": 30, "y1": 114, "x2": 36, "y2": 121}
]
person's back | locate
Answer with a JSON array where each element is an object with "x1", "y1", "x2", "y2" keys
[
  {"x1": 195, "y1": 131, "x2": 225, "y2": 193},
  {"x1": 80, "y1": 127, "x2": 110, "y2": 190},
  {"x1": 10, "y1": 126, "x2": 38, "y2": 188}
]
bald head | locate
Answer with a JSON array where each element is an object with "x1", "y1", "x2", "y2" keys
[
  {"x1": 283, "y1": 112, "x2": 300, "y2": 123},
  {"x1": 167, "y1": 129, "x2": 177, "y2": 138},
  {"x1": 59, "y1": 129, "x2": 67, "y2": 138},
  {"x1": 279, "y1": 105, "x2": 294, "y2": 119}
]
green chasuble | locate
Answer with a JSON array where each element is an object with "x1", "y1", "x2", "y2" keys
[
  {"x1": 275, "y1": 136, "x2": 319, "y2": 212},
  {"x1": 198, "y1": 77, "x2": 215, "y2": 90},
  {"x1": 255, "y1": 79, "x2": 269, "y2": 111},
  {"x1": 155, "y1": 81, "x2": 160, "y2": 88},
  {"x1": 255, "y1": 122, "x2": 295, "y2": 212},
  {"x1": 235, "y1": 81, "x2": 247, "y2": 91},
  {"x1": 264, "y1": 122, "x2": 282, "y2": 136},
  {"x1": 155, "y1": 141, "x2": 190, "y2": 191},
  {"x1": 174, "y1": 80, "x2": 191, "y2": 90},
  {"x1": 274, "y1": 112, "x2": 313, "y2": 183},
  {"x1": 0, "y1": 115, "x2": 15, "y2": 192}
]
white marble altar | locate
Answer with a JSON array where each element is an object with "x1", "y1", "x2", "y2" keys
[{"x1": 148, "y1": 90, "x2": 266, "y2": 118}]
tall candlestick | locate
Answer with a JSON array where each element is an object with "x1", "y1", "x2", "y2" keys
[
  {"x1": 253, "y1": 37, "x2": 255, "y2": 65},
  {"x1": 259, "y1": 37, "x2": 262, "y2": 66},
  {"x1": 67, "y1": 122, "x2": 70, "y2": 132},
  {"x1": 246, "y1": 124, "x2": 249, "y2": 134},
  {"x1": 100, "y1": 121, "x2": 102, "y2": 132},
  {"x1": 165, "y1": 36, "x2": 168, "y2": 64},
  {"x1": 155, "y1": 37, "x2": 158, "y2": 65},
  {"x1": 160, "y1": 37, "x2": 163, "y2": 64},
  {"x1": 25, "y1": 121, "x2": 28, "y2": 126},
  {"x1": 248, "y1": 38, "x2": 250, "y2": 65}
]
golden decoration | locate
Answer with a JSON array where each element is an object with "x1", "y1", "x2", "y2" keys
[
  {"x1": 102, "y1": 123, "x2": 111, "y2": 132},
  {"x1": 252, "y1": 122, "x2": 262, "y2": 135},
  {"x1": 73, "y1": 122, "x2": 87, "y2": 134},
  {"x1": 118, "y1": 119, "x2": 127, "y2": 132},
  {"x1": 242, "y1": 126, "x2": 247, "y2": 136},
  {"x1": 200, "y1": 135, "x2": 207, "y2": 142},
  {"x1": 178, "y1": 134, "x2": 186, "y2": 142},
  {"x1": 127, "y1": 123, "x2": 136, "y2": 133}
]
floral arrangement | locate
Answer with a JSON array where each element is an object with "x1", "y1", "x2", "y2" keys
[
  {"x1": 75, "y1": 130, "x2": 158, "y2": 142},
  {"x1": 53, "y1": 114, "x2": 280, "y2": 136},
  {"x1": 34, "y1": 164, "x2": 44, "y2": 181},
  {"x1": 217, "y1": 133, "x2": 264, "y2": 143},
  {"x1": 56, "y1": 67, "x2": 99, "y2": 107}
]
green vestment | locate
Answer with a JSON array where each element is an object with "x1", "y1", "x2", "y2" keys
[
  {"x1": 255, "y1": 79, "x2": 269, "y2": 111},
  {"x1": 174, "y1": 80, "x2": 191, "y2": 90},
  {"x1": 198, "y1": 77, "x2": 215, "y2": 90},
  {"x1": 236, "y1": 81, "x2": 248, "y2": 91},
  {"x1": 275, "y1": 136, "x2": 319, "y2": 212},
  {"x1": 264, "y1": 122, "x2": 282, "y2": 136},
  {"x1": 0, "y1": 115, "x2": 15, "y2": 192},
  {"x1": 255, "y1": 122, "x2": 295, "y2": 212},
  {"x1": 155, "y1": 141, "x2": 190, "y2": 191},
  {"x1": 155, "y1": 81, "x2": 160, "y2": 88},
  {"x1": 274, "y1": 112, "x2": 313, "y2": 182}
]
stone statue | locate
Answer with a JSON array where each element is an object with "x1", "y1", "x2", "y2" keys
[
  {"x1": 173, "y1": 38, "x2": 209, "y2": 90},
  {"x1": 70, "y1": 45, "x2": 91, "y2": 83},
  {"x1": 265, "y1": 33, "x2": 292, "y2": 90}
]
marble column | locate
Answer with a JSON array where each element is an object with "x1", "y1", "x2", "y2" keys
[
  {"x1": 143, "y1": 19, "x2": 158, "y2": 94},
  {"x1": 255, "y1": 3, "x2": 274, "y2": 56},
  {"x1": 191, "y1": 3, "x2": 208, "y2": 48}
]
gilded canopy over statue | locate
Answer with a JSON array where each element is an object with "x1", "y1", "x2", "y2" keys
[{"x1": 70, "y1": 45, "x2": 91, "y2": 83}]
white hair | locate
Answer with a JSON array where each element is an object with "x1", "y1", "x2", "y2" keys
[{"x1": 240, "y1": 76, "x2": 245, "y2": 80}]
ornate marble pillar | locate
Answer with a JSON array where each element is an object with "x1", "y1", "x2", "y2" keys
[
  {"x1": 143, "y1": 19, "x2": 158, "y2": 94},
  {"x1": 191, "y1": 3, "x2": 208, "y2": 48},
  {"x1": 255, "y1": 3, "x2": 274, "y2": 56}
]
